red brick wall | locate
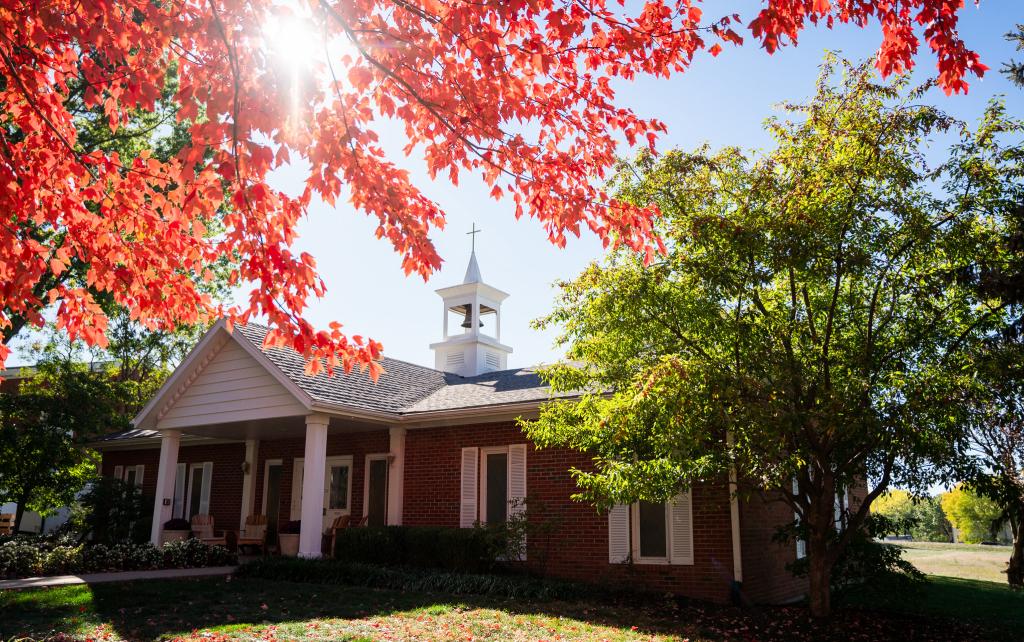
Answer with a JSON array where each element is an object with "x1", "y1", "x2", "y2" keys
[
  {"x1": 737, "y1": 492, "x2": 807, "y2": 604},
  {"x1": 100, "y1": 422, "x2": 818, "y2": 605},
  {"x1": 101, "y1": 443, "x2": 246, "y2": 532},
  {"x1": 253, "y1": 430, "x2": 390, "y2": 525},
  {"x1": 404, "y1": 421, "x2": 737, "y2": 603}
]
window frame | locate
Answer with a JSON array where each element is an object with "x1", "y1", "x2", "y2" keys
[
  {"x1": 478, "y1": 446, "x2": 510, "y2": 525},
  {"x1": 363, "y1": 453, "x2": 390, "y2": 526},
  {"x1": 630, "y1": 501, "x2": 671, "y2": 565}
]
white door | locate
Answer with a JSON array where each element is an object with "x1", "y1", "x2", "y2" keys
[
  {"x1": 291, "y1": 456, "x2": 353, "y2": 530},
  {"x1": 323, "y1": 456, "x2": 352, "y2": 530}
]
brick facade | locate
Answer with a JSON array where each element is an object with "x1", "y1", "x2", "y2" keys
[
  {"x1": 102, "y1": 442, "x2": 246, "y2": 532},
  {"x1": 100, "y1": 420, "x2": 827, "y2": 605}
]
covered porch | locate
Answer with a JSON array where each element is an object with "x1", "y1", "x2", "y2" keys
[
  {"x1": 128, "y1": 320, "x2": 413, "y2": 558},
  {"x1": 146, "y1": 415, "x2": 406, "y2": 557}
]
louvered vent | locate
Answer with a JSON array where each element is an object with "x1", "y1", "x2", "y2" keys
[
  {"x1": 446, "y1": 351, "x2": 465, "y2": 367},
  {"x1": 484, "y1": 351, "x2": 500, "y2": 370}
]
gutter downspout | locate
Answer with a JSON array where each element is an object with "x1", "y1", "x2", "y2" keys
[{"x1": 727, "y1": 431, "x2": 744, "y2": 604}]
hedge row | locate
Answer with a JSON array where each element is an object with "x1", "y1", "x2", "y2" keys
[
  {"x1": 331, "y1": 526, "x2": 500, "y2": 572},
  {"x1": 235, "y1": 557, "x2": 589, "y2": 602},
  {"x1": 0, "y1": 536, "x2": 237, "y2": 579}
]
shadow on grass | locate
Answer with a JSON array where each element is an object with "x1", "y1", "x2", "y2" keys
[
  {"x1": 842, "y1": 574, "x2": 1024, "y2": 634},
  {"x1": 4, "y1": 574, "x2": 1023, "y2": 641},
  {"x1": 1, "y1": 576, "x2": 696, "y2": 641}
]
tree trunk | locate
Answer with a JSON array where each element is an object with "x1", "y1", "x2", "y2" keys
[
  {"x1": 1007, "y1": 521, "x2": 1024, "y2": 588},
  {"x1": 13, "y1": 493, "x2": 27, "y2": 533},
  {"x1": 807, "y1": 531, "x2": 833, "y2": 617}
]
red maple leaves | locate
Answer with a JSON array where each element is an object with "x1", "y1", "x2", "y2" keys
[{"x1": 0, "y1": 0, "x2": 985, "y2": 378}]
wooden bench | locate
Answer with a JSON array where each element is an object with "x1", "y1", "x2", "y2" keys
[
  {"x1": 236, "y1": 514, "x2": 268, "y2": 555},
  {"x1": 191, "y1": 514, "x2": 228, "y2": 548},
  {"x1": 0, "y1": 513, "x2": 14, "y2": 536}
]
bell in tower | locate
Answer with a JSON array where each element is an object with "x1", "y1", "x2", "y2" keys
[{"x1": 429, "y1": 225, "x2": 513, "y2": 376}]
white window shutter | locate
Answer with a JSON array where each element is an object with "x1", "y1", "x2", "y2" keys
[
  {"x1": 198, "y1": 462, "x2": 213, "y2": 515},
  {"x1": 608, "y1": 504, "x2": 630, "y2": 563},
  {"x1": 459, "y1": 447, "x2": 479, "y2": 528},
  {"x1": 668, "y1": 492, "x2": 694, "y2": 565},
  {"x1": 507, "y1": 444, "x2": 527, "y2": 515},
  {"x1": 793, "y1": 477, "x2": 807, "y2": 559},
  {"x1": 173, "y1": 463, "x2": 186, "y2": 518},
  {"x1": 135, "y1": 465, "x2": 145, "y2": 487},
  {"x1": 113, "y1": 465, "x2": 123, "y2": 480}
]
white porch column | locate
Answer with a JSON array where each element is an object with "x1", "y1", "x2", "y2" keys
[
  {"x1": 239, "y1": 439, "x2": 259, "y2": 530},
  {"x1": 387, "y1": 427, "x2": 406, "y2": 525},
  {"x1": 149, "y1": 430, "x2": 182, "y2": 546},
  {"x1": 299, "y1": 414, "x2": 329, "y2": 558}
]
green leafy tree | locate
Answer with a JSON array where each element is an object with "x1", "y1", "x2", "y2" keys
[
  {"x1": 940, "y1": 485, "x2": 1006, "y2": 544},
  {"x1": 0, "y1": 358, "x2": 119, "y2": 531},
  {"x1": 523, "y1": 57, "x2": 1007, "y2": 617},
  {"x1": 1004, "y1": 25, "x2": 1024, "y2": 89},
  {"x1": 873, "y1": 490, "x2": 952, "y2": 542}
]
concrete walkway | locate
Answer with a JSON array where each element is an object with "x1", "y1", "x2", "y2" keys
[{"x1": 0, "y1": 566, "x2": 237, "y2": 591}]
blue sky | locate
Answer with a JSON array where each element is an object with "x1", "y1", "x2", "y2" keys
[
  {"x1": 272, "y1": 1, "x2": 1024, "y2": 371},
  {"x1": 8, "y1": 2, "x2": 1022, "y2": 370}
]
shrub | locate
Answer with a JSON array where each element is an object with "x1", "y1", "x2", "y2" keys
[
  {"x1": 67, "y1": 477, "x2": 150, "y2": 545},
  {"x1": 41, "y1": 544, "x2": 85, "y2": 575},
  {"x1": 162, "y1": 538, "x2": 237, "y2": 568},
  {"x1": 332, "y1": 526, "x2": 499, "y2": 573},
  {"x1": 0, "y1": 535, "x2": 234, "y2": 578},
  {"x1": 236, "y1": 557, "x2": 589, "y2": 601},
  {"x1": 0, "y1": 538, "x2": 44, "y2": 578},
  {"x1": 785, "y1": 513, "x2": 925, "y2": 602}
]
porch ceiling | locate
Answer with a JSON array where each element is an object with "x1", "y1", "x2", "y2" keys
[{"x1": 177, "y1": 414, "x2": 386, "y2": 441}]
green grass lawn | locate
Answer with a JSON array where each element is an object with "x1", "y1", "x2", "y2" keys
[
  {"x1": 893, "y1": 541, "x2": 1011, "y2": 583},
  {"x1": 3, "y1": 572, "x2": 1018, "y2": 642},
  {"x1": 0, "y1": 577, "x2": 699, "y2": 642},
  {"x1": 836, "y1": 540, "x2": 1024, "y2": 638}
]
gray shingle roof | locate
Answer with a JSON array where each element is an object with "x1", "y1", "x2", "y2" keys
[{"x1": 233, "y1": 323, "x2": 560, "y2": 415}]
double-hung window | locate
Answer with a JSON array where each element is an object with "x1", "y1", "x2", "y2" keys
[
  {"x1": 459, "y1": 444, "x2": 527, "y2": 528},
  {"x1": 113, "y1": 464, "x2": 144, "y2": 487},
  {"x1": 608, "y1": 493, "x2": 694, "y2": 565}
]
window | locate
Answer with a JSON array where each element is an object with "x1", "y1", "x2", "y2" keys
[
  {"x1": 364, "y1": 455, "x2": 390, "y2": 528},
  {"x1": 114, "y1": 464, "x2": 144, "y2": 487},
  {"x1": 327, "y1": 463, "x2": 349, "y2": 510},
  {"x1": 637, "y1": 501, "x2": 668, "y2": 559},
  {"x1": 608, "y1": 492, "x2": 693, "y2": 565},
  {"x1": 185, "y1": 462, "x2": 213, "y2": 518},
  {"x1": 483, "y1": 450, "x2": 509, "y2": 524},
  {"x1": 459, "y1": 444, "x2": 527, "y2": 528}
]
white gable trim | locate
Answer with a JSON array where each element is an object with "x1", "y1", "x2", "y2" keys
[{"x1": 132, "y1": 320, "x2": 313, "y2": 431}]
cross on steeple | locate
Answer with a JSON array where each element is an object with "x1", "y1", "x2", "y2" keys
[{"x1": 467, "y1": 223, "x2": 482, "y2": 253}]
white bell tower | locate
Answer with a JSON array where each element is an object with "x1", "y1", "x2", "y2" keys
[{"x1": 430, "y1": 226, "x2": 513, "y2": 376}]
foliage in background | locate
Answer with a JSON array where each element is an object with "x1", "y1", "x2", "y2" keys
[
  {"x1": 523, "y1": 56, "x2": 1018, "y2": 617},
  {"x1": 940, "y1": 485, "x2": 1006, "y2": 545},
  {"x1": 1004, "y1": 24, "x2": 1024, "y2": 89},
  {"x1": 0, "y1": 356, "x2": 122, "y2": 530},
  {"x1": 873, "y1": 490, "x2": 953, "y2": 542}
]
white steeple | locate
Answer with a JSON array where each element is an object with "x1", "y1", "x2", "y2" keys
[{"x1": 430, "y1": 226, "x2": 512, "y2": 376}]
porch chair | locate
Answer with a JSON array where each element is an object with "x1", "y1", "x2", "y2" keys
[
  {"x1": 191, "y1": 514, "x2": 228, "y2": 547},
  {"x1": 236, "y1": 514, "x2": 268, "y2": 555},
  {"x1": 326, "y1": 514, "x2": 351, "y2": 557},
  {"x1": 0, "y1": 513, "x2": 14, "y2": 536}
]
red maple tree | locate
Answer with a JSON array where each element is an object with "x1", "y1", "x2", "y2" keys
[{"x1": 0, "y1": 0, "x2": 987, "y2": 377}]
